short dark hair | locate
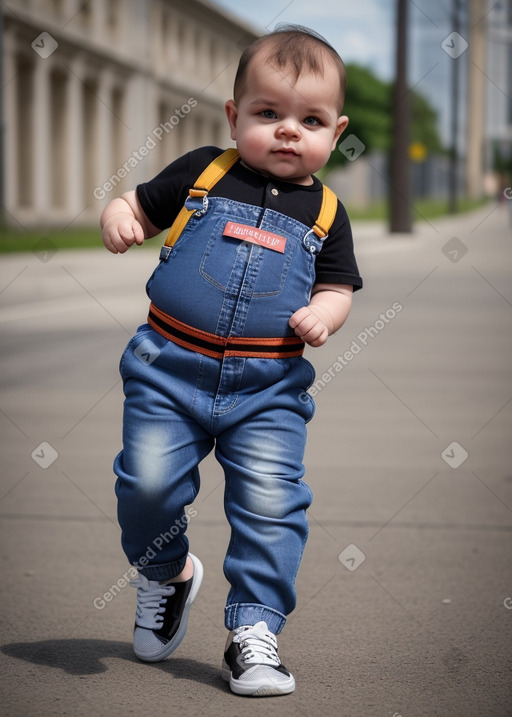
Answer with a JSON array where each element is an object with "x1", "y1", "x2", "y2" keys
[{"x1": 233, "y1": 25, "x2": 347, "y2": 114}]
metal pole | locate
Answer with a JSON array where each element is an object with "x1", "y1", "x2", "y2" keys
[
  {"x1": 389, "y1": 0, "x2": 412, "y2": 233},
  {"x1": 0, "y1": 8, "x2": 5, "y2": 228},
  {"x1": 449, "y1": 0, "x2": 461, "y2": 213}
]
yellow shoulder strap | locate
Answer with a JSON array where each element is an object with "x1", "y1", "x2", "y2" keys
[
  {"x1": 313, "y1": 185, "x2": 338, "y2": 239},
  {"x1": 164, "y1": 148, "x2": 240, "y2": 248}
]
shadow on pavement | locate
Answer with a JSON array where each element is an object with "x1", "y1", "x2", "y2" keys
[{"x1": 1, "y1": 639, "x2": 225, "y2": 689}]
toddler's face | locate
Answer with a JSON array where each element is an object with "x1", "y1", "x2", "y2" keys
[{"x1": 225, "y1": 51, "x2": 348, "y2": 185}]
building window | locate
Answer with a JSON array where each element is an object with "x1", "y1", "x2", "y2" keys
[
  {"x1": 50, "y1": 69, "x2": 68, "y2": 209},
  {"x1": 83, "y1": 79, "x2": 98, "y2": 208},
  {"x1": 107, "y1": 0, "x2": 121, "y2": 38},
  {"x1": 78, "y1": 1, "x2": 92, "y2": 27},
  {"x1": 51, "y1": 0, "x2": 63, "y2": 16},
  {"x1": 111, "y1": 86, "x2": 125, "y2": 177},
  {"x1": 16, "y1": 57, "x2": 33, "y2": 208}
]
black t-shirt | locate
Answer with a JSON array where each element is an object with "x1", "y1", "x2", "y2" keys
[{"x1": 137, "y1": 146, "x2": 362, "y2": 290}]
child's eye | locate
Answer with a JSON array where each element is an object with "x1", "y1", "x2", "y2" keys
[
  {"x1": 261, "y1": 109, "x2": 277, "y2": 119},
  {"x1": 304, "y1": 116, "x2": 320, "y2": 126}
]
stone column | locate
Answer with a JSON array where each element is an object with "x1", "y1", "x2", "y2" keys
[
  {"x1": 95, "y1": 68, "x2": 114, "y2": 205},
  {"x1": 91, "y1": 0, "x2": 107, "y2": 44},
  {"x1": 2, "y1": 33, "x2": 18, "y2": 215},
  {"x1": 32, "y1": 52, "x2": 52, "y2": 218},
  {"x1": 62, "y1": 0, "x2": 81, "y2": 20},
  {"x1": 66, "y1": 56, "x2": 85, "y2": 217}
]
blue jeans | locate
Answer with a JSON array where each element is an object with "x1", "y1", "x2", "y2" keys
[{"x1": 115, "y1": 325, "x2": 315, "y2": 634}]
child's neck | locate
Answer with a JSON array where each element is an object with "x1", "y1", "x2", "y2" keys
[{"x1": 239, "y1": 159, "x2": 313, "y2": 187}]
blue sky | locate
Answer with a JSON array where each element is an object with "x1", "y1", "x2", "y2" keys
[{"x1": 209, "y1": 0, "x2": 396, "y2": 80}]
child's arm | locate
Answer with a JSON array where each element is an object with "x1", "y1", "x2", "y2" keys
[
  {"x1": 289, "y1": 284, "x2": 353, "y2": 347},
  {"x1": 101, "y1": 190, "x2": 162, "y2": 254}
]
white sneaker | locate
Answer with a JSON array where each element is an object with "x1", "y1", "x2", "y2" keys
[
  {"x1": 130, "y1": 553, "x2": 203, "y2": 662},
  {"x1": 222, "y1": 621, "x2": 295, "y2": 696}
]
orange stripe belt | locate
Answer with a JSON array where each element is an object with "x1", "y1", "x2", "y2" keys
[{"x1": 148, "y1": 303, "x2": 304, "y2": 360}]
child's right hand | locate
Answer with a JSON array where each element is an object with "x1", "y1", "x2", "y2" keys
[{"x1": 102, "y1": 213, "x2": 145, "y2": 254}]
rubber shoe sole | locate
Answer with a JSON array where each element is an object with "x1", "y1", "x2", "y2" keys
[{"x1": 221, "y1": 659, "x2": 295, "y2": 696}]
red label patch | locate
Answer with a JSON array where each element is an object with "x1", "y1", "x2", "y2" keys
[{"x1": 223, "y1": 221, "x2": 287, "y2": 254}]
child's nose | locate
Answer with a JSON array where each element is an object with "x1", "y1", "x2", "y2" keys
[{"x1": 277, "y1": 119, "x2": 301, "y2": 139}]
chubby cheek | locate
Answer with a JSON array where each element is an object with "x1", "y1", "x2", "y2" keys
[
  {"x1": 303, "y1": 140, "x2": 332, "y2": 171},
  {"x1": 237, "y1": 129, "x2": 270, "y2": 160}
]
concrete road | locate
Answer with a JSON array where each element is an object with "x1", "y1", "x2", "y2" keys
[{"x1": 1, "y1": 203, "x2": 511, "y2": 716}]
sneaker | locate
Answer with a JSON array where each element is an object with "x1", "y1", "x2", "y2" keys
[
  {"x1": 222, "y1": 621, "x2": 295, "y2": 696},
  {"x1": 130, "y1": 553, "x2": 203, "y2": 662}
]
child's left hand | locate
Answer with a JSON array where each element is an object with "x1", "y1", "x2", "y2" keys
[
  {"x1": 289, "y1": 285, "x2": 353, "y2": 347},
  {"x1": 289, "y1": 306, "x2": 330, "y2": 347}
]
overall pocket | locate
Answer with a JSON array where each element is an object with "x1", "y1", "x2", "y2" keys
[{"x1": 199, "y1": 216, "x2": 297, "y2": 296}]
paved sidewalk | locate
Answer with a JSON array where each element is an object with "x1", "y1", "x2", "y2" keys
[{"x1": 0, "y1": 203, "x2": 511, "y2": 716}]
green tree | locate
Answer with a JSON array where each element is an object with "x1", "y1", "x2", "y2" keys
[
  {"x1": 326, "y1": 63, "x2": 442, "y2": 171},
  {"x1": 410, "y1": 92, "x2": 442, "y2": 154}
]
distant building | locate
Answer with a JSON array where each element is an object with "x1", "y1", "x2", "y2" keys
[
  {"x1": 1, "y1": 0, "x2": 257, "y2": 226},
  {"x1": 330, "y1": 0, "x2": 511, "y2": 207},
  {"x1": 485, "y1": 0, "x2": 512, "y2": 181},
  {"x1": 407, "y1": 0, "x2": 512, "y2": 199}
]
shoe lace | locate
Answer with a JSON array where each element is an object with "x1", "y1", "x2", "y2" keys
[
  {"x1": 130, "y1": 574, "x2": 176, "y2": 630},
  {"x1": 234, "y1": 623, "x2": 281, "y2": 667}
]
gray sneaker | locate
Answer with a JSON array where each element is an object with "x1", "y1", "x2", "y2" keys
[
  {"x1": 222, "y1": 621, "x2": 295, "y2": 696},
  {"x1": 130, "y1": 553, "x2": 203, "y2": 662}
]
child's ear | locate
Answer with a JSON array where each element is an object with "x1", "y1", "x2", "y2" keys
[
  {"x1": 332, "y1": 115, "x2": 349, "y2": 151},
  {"x1": 225, "y1": 100, "x2": 238, "y2": 141}
]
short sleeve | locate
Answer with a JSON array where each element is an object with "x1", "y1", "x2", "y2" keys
[
  {"x1": 314, "y1": 201, "x2": 363, "y2": 290},
  {"x1": 136, "y1": 147, "x2": 223, "y2": 230}
]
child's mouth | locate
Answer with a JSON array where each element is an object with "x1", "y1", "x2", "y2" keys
[{"x1": 274, "y1": 148, "x2": 298, "y2": 156}]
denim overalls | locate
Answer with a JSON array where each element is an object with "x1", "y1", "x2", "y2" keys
[{"x1": 114, "y1": 155, "x2": 333, "y2": 634}]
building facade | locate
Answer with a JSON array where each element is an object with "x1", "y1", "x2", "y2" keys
[
  {"x1": 1, "y1": 0, "x2": 258, "y2": 226},
  {"x1": 331, "y1": 0, "x2": 510, "y2": 207},
  {"x1": 485, "y1": 0, "x2": 512, "y2": 177}
]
